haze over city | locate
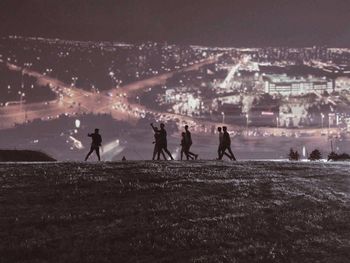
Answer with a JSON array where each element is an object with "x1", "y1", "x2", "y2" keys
[
  {"x1": 2, "y1": 0, "x2": 350, "y2": 46},
  {"x1": 1, "y1": 0, "x2": 350, "y2": 160}
]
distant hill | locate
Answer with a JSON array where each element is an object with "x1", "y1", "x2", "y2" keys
[{"x1": 0, "y1": 150, "x2": 56, "y2": 162}]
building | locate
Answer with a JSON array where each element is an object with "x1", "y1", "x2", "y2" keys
[
  {"x1": 264, "y1": 74, "x2": 333, "y2": 95},
  {"x1": 335, "y1": 77, "x2": 350, "y2": 91},
  {"x1": 346, "y1": 117, "x2": 350, "y2": 132}
]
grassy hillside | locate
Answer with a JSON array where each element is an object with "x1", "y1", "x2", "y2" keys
[{"x1": 0, "y1": 161, "x2": 349, "y2": 262}]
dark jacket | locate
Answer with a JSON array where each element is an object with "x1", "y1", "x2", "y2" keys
[
  {"x1": 154, "y1": 131, "x2": 162, "y2": 144},
  {"x1": 185, "y1": 130, "x2": 192, "y2": 146},
  {"x1": 159, "y1": 128, "x2": 167, "y2": 147},
  {"x1": 89, "y1": 133, "x2": 102, "y2": 147},
  {"x1": 222, "y1": 131, "x2": 231, "y2": 146}
]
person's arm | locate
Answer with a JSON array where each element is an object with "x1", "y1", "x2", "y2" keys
[
  {"x1": 188, "y1": 132, "x2": 192, "y2": 144},
  {"x1": 150, "y1": 123, "x2": 156, "y2": 132},
  {"x1": 87, "y1": 133, "x2": 92, "y2": 137}
]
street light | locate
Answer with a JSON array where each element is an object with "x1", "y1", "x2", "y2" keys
[
  {"x1": 221, "y1": 111, "x2": 225, "y2": 124},
  {"x1": 71, "y1": 76, "x2": 78, "y2": 87},
  {"x1": 328, "y1": 114, "x2": 332, "y2": 138},
  {"x1": 321, "y1": 113, "x2": 324, "y2": 129},
  {"x1": 246, "y1": 113, "x2": 249, "y2": 136},
  {"x1": 19, "y1": 92, "x2": 25, "y2": 122},
  {"x1": 21, "y1": 69, "x2": 24, "y2": 89}
]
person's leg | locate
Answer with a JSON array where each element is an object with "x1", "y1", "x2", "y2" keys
[
  {"x1": 161, "y1": 150, "x2": 167, "y2": 160},
  {"x1": 185, "y1": 145, "x2": 195, "y2": 159},
  {"x1": 186, "y1": 150, "x2": 194, "y2": 160},
  {"x1": 188, "y1": 151, "x2": 197, "y2": 158},
  {"x1": 164, "y1": 148, "x2": 174, "y2": 160},
  {"x1": 184, "y1": 146, "x2": 190, "y2": 160},
  {"x1": 185, "y1": 145, "x2": 196, "y2": 157},
  {"x1": 188, "y1": 151, "x2": 198, "y2": 159},
  {"x1": 217, "y1": 145, "x2": 222, "y2": 159},
  {"x1": 85, "y1": 147, "x2": 94, "y2": 161},
  {"x1": 227, "y1": 147, "x2": 236, "y2": 161},
  {"x1": 95, "y1": 147, "x2": 101, "y2": 161},
  {"x1": 220, "y1": 145, "x2": 233, "y2": 160},
  {"x1": 218, "y1": 146, "x2": 227, "y2": 160},
  {"x1": 224, "y1": 151, "x2": 233, "y2": 160},
  {"x1": 152, "y1": 144, "x2": 157, "y2": 160},
  {"x1": 181, "y1": 148, "x2": 184, "y2": 160},
  {"x1": 185, "y1": 150, "x2": 190, "y2": 160},
  {"x1": 187, "y1": 152, "x2": 194, "y2": 160},
  {"x1": 157, "y1": 147, "x2": 161, "y2": 160}
]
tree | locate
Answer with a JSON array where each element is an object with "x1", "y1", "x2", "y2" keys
[{"x1": 309, "y1": 149, "x2": 322, "y2": 161}]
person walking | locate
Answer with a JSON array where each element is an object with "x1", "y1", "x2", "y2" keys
[
  {"x1": 180, "y1": 132, "x2": 193, "y2": 160},
  {"x1": 150, "y1": 123, "x2": 166, "y2": 160},
  {"x1": 217, "y1": 126, "x2": 232, "y2": 160},
  {"x1": 184, "y1": 125, "x2": 198, "y2": 160},
  {"x1": 85, "y1": 128, "x2": 102, "y2": 161},
  {"x1": 218, "y1": 126, "x2": 236, "y2": 161},
  {"x1": 158, "y1": 123, "x2": 174, "y2": 160}
]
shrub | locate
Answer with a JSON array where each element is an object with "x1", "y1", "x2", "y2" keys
[
  {"x1": 309, "y1": 149, "x2": 322, "y2": 161},
  {"x1": 328, "y1": 152, "x2": 350, "y2": 161}
]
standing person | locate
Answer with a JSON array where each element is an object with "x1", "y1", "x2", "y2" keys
[
  {"x1": 150, "y1": 123, "x2": 166, "y2": 160},
  {"x1": 219, "y1": 126, "x2": 237, "y2": 161},
  {"x1": 85, "y1": 128, "x2": 102, "y2": 161},
  {"x1": 158, "y1": 123, "x2": 174, "y2": 160},
  {"x1": 184, "y1": 125, "x2": 198, "y2": 160},
  {"x1": 180, "y1": 132, "x2": 193, "y2": 160},
  {"x1": 217, "y1": 127, "x2": 232, "y2": 160}
]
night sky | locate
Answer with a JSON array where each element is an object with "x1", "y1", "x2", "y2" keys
[{"x1": 1, "y1": 0, "x2": 350, "y2": 46}]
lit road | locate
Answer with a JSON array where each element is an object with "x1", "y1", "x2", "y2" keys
[
  {"x1": 107, "y1": 55, "x2": 221, "y2": 96},
  {"x1": 0, "y1": 57, "x2": 340, "y2": 137},
  {"x1": 0, "y1": 56, "x2": 221, "y2": 130}
]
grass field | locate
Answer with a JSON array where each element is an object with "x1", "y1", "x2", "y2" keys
[{"x1": 1, "y1": 161, "x2": 350, "y2": 262}]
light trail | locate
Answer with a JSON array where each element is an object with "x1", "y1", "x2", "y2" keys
[{"x1": 0, "y1": 56, "x2": 340, "y2": 137}]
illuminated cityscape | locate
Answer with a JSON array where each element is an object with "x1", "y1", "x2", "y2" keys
[{"x1": 1, "y1": 36, "x2": 350, "y2": 160}]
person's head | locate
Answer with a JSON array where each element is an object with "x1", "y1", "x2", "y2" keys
[
  {"x1": 181, "y1": 132, "x2": 186, "y2": 137},
  {"x1": 94, "y1": 128, "x2": 99, "y2": 133},
  {"x1": 160, "y1": 123, "x2": 165, "y2": 129},
  {"x1": 223, "y1": 126, "x2": 227, "y2": 132},
  {"x1": 217, "y1": 127, "x2": 222, "y2": 132},
  {"x1": 184, "y1": 125, "x2": 189, "y2": 130}
]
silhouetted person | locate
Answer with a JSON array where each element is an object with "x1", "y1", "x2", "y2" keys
[
  {"x1": 150, "y1": 123, "x2": 166, "y2": 160},
  {"x1": 219, "y1": 126, "x2": 236, "y2": 161},
  {"x1": 158, "y1": 123, "x2": 174, "y2": 160},
  {"x1": 122, "y1": 156, "x2": 126, "y2": 161},
  {"x1": 217, "y1": 127, "x2": 232, "y2": 160},
  {"x1": 180, "y1": 132, "x2": 193, "y2": 160},
  {"x1": 184, "y1": 125, "x2": 198, "y2": 160},
  {"x1": 85, "y1": 128, "x2": 102, "y2": 161}
]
